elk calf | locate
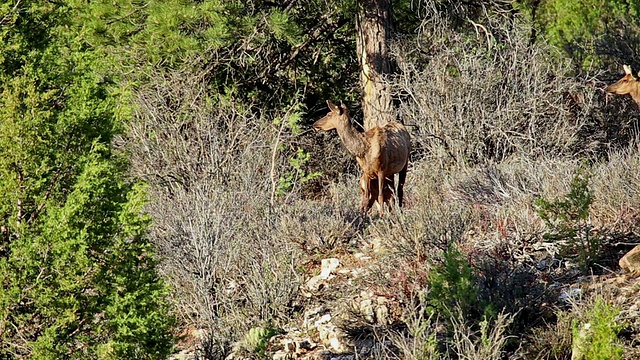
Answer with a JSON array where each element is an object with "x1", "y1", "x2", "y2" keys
[
  {"x1": 607, "y1": 64, "x2": 640, "y2": 108},
  {"x1": 314, "y1": 100, "x2": 410, "y2": 216}
]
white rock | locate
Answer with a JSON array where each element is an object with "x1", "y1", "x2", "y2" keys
[
  {"x1": 360, "y1": 299, "x2": 375, "y2": 323},
  {"x1": 371, "y1": 237, "x2": 384, "y2": 253},
  {"x1": 281, "y1": 339, "x2": 295, "y2": 352},
  {"x1": 307, "y1": 258, "x2": 341, "y2": 291},
  {"x1": 272, "y1": 350, "x2": 289, "y2": 360},
  {"x1": 320, "y1": 258, "x2": 340, "y2": 278},
  {"x1": 314, "y1": 314, "x2": 332, "y2": 327},
  {"x1": 354, "y1": 252, "x2": 372, "y2": 261},
  {"x1": 559, "y1": 288, "x2": 582, "y2": 303},
  {"x1": 306, "y1": 276, "x2": 325, "y2": 292},
  {"x1": 376, "y1": 304, "x2": 389, "y2": 325}
]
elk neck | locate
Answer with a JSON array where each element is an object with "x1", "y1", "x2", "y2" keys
[
  {"x1": 631, "y1": 82, "x2": 640, "y2": 106},
  {"x1": 335, "y1": 118, "x2": 368, "y2": 158}
]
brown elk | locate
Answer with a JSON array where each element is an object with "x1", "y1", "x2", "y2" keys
[
  {"x1": 313, "y1": 100, "x2": 411, "y2": 216},
  {"x1": 607, "y1": 64, "x2": 640, "y2": 108}
]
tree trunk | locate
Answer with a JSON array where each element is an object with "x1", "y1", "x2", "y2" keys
[{"x1": 357, "y1": 0, "x2": 393, "y2": 130}]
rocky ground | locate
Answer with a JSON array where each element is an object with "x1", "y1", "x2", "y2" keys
[{"x1": 170, "y1": 236, "x2": 640, "y2": 360}]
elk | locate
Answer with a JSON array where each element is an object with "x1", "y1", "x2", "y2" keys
[
  {"x1": 607, "y1": 64, "x2": 640, "y2": 108},
  {"x1": 314, "y1": 100, "x2": 411, "y2": 216}
]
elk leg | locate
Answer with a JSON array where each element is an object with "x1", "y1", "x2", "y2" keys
[
  {"x1": 371, "y1": 177, "x2": 382, "y2": 213},
  {"x1": 398, "y1": 162, "x2": 408, "y2": 208},
  {"x1": 378, "y1": 173, "x2": 385, "y2": 217},
  {"x1": 359, "y1": 175, "x2": 374, "y2": 213},
  {"x1": 385, "y1": 176, "x2": 395, "y2": 212}
]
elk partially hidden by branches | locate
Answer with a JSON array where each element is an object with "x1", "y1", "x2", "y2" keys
[
  {"x1": 314, "y1": 100, "x2": 410, "y2": 216},
  {"x1": 607, "y1": 64, "x2": 640, "y2": 109}
]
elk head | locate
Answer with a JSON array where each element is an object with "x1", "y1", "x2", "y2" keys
[
  {"x1": 607, "y1": 65, "x2": 640, "y2": 108},
  {"x1": 313, "y1": 100, "x2": 349, "y2": 131}
]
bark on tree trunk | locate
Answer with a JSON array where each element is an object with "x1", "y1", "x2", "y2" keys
[{"x1": 357, "y1": 0, "x2": 393, "y2": 131}]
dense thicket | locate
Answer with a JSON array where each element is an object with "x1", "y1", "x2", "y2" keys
[{"x1": 0, "y1": 0, "x2": 174, "y2": 358}]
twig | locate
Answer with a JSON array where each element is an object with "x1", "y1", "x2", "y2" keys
[
  {"x1": 270, "y1": 116, "x2": 288, "y2": 207},
  {"x1": 612, "y1": 242, "x2": 640, "y2": 247},
  {"x1": 469, "y1": 19, "x2": 493, "y2": 51}
]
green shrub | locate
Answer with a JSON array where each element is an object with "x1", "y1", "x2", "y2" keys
[
  {"x1": 571, "y1": 299, "x2": 623, "y2": 360},
  {"x1": 535, "y1": 167, "x2": 601, "y2": 270},
  {"x1": 0, "y1": 1, "x2": 176, "y2": 357},
  {"x1": 426, "y1": 246, "x2": 485, "y2": 320},
  {"x1": 277, "y1": 147, "x2": 322, "y2": 195},
  {"x1": 520, "y1": 0, "x2": 640, "y2": 67},
  {"x1": 242, "y1": 326, "x2": 278, "y2": 358}
]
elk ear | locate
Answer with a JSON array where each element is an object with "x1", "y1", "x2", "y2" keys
[
  {"x1": 327, "y1": 100, "x2": 340, "y2": 113},
  {"x1": 339, "y1": 101, "x2": 347, "y2": 114},
  {"x1": 623, "y1": 65, "x2": 637, "y2": 80}
]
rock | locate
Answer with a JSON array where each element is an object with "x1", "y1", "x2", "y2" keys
[
  {"x1": 619, "y1": 245, "x2": 640, "y2": 275},
  {"x1": 272, "y1": 350, "x2": 290, "y2": 360},
  {"x1": 314, "y1": 314, "x2": 332, "y2": 327},
  {"x1": 311, "y1": 350, "x2": 333, "y2": 360},
  {"x1": 359, "y1": 298, "x2": 375, "y2": 323},
  {"x1": 304, "y1": 306, "x2": 327, "y2": 328},
  {"x1": 354, "y1": 252, "x2": 372, "y2": 261},
  {"x1": 320, "y1": 258, "x2": 340, "y2": 278},
  {"x1": 352, "y1": 292, "x2": 392, "y2": 325},
  {"x1": 559, "y1": 288, "x2": 582, "y2": 303},
  {"x1": 375, "y1": 301, "x2": 389, "y2": 325},
  {"x1": 307, "y1": 258, "x2": 340, "y2": 291},
  {"x1": 314, "y1": 313, "x2": 350, "y2": 353},
  {"x1": 535, "y1": 257, "x2": 559, "y2": 271},
  {"x1": 282, "y1": 339, "x2": 296, "y2": 353},
  {"x1": 295, "y1": 340, "x2": 315, "y2": 354},
  {"x1": 306, "y1": 277, "x2": 324, "y2": 292}
]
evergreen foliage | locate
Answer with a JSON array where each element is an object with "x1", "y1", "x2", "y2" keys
[
  {"x1": 3, "y1": 0, "x2": 639, "y2": 358},
  {"x1": 426, "y1": 246, "x2": 483, "y2": 320},
  {"x1": 0, "y1": 0, "x2": 175, "y2": 357},
  {"x1": 535, "y1": 168, "x2": 601, "y2": 270},
  {"x1": 572, "y1": 299, "x2": 623, "y2": 360},
  {"x1": 73, "y1": 0, "x2": 361, "y2": 108},
  {"x1": 520, "y1": 0, "x2": 640, "y2": 67}
]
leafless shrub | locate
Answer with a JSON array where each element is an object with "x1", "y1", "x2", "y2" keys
[
  {"x1": 372, "y1": 164, "x2": 471, "y2": 250},
  {"x1": 385, "y1": 301, "x2": 514, "y2": 360},
  {"x1": 279, "y1": 198, "x2": 361, "y2": 254},
  {"x1": 116, "y1": 5, "x2": 640, "y2": 359},
  {"x1": 390, "y1": 10, "x2": 618, "y2": 165},
  {"x1": 520, "y1": 309, "x2": 573, "y2": 360},
  {"x1": 447, "y1": 157, "x2": 582, "y2": 246},
  {"x1": 370, "y1": 203, "x2": 470, "y2": 261},
  {"x1": 591, "y1": 146, "x2": 640, "y2": 230},
  {"x1": 388, "y1": 300, "x2": 441, "y2": 360},
  {"x1": 123, "y1": 67, "x2": 307, "y2": 353}
]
